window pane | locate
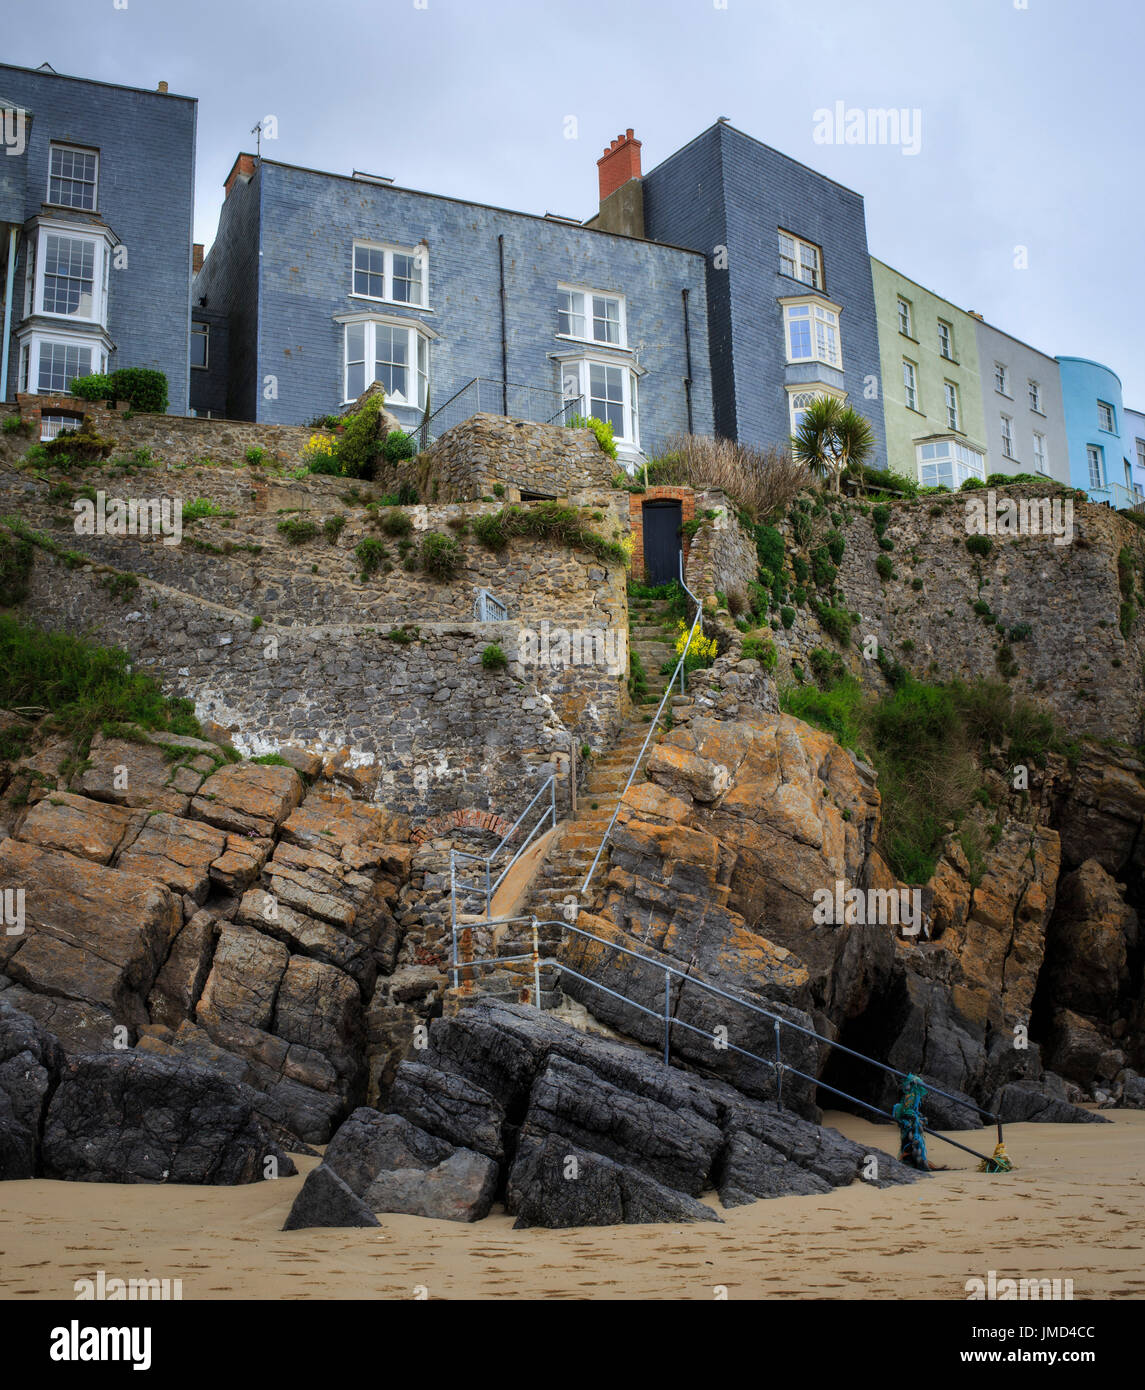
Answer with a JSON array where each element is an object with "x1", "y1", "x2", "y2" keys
[
  {"x1": 346, "y1": 323, "x2": 366, "y2": 399},
  {"x1": 376, "y1": 325, "x2": 409, "y2": 400},
  {"x1": 37, "y1": 341, "x2": 91, "y2": 393},
  {"x1": 190, "y1": 324, "x2": 208, "y2": 368},
  {"x1": 42, "y1": 234, "x2": 95, "y2": 316},
  {"x1": 353, "y1": 246, "x2": 385, "y2": 298},
  {"x1": 589, "y1": 362, "x2": 624, "y2": 436},
  {"x1": 392, "y1": 252, "x2": 422, "y2": 305},
  {"x1": 592, "y1": 295, "x2": 620, "y2": 344},
  {"x1": 778, "y1": 233, "x2": 797, "y2": 277},
  {"x1": 558, "y1": 290, "x2": 586, "y2": 338},
  {"x1": 49, "y1": 146, "x2": 97, "y2": 209},
  {"x1": 786, "y1": 307, "x2": 811, "y2": 359}
]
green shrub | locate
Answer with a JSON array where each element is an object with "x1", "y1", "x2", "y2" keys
[
  {"x1": 627, "y1": 647, "x2": 649, "y2": 703},
  {"x1": 875, "y1": 554, "x2": 895, "y2": 581},
  {"x1": 101, "y1": 572, "x2": 140, "y2": 603},
  {"x1": 469, "y1": 501, "x2": 627, "y2": 565},
  {"x1": 808, "y1": 647, "x2": 846, "y2": 688},
  {"x1": 791, "y1": 554, "x2": 809, "y2": 584},
  {"x1": 324, "y1": 514, "x2": 347, "y2": 543},
  {"x1": 182, "y1": 498, "x2": 224, "y2": 524},
  {"x1": 811, "y1": 546, "x2": 837, "y2": 589},
  {"x1": 1120, "y1": 602, "x2": 1137, "y2": 640},
  {"x1": 788, "y1": 509, "x2": 813, "y2": 547},
  {"x1": 245, "y1": 446, "x2": 267, "y2": 466},
  {"x1": 878, "y1": 535, "x2": 895, "y2": 552},
  {"x1": 421, "y1": 531, "x2": 462, "y2": 580},
  {"x1": 354, "y1": 536, "x2": 388, "y2": 579},
  {"x1": 741, "y1": 633, "x2": 777, "y2": 669},
  {"x1": 338, "y1": 395, "x2": 385, "y2": 479},
  {"x1": 2, "y1": 414, "x2": 30, "y2": 435},
  {"x1": 386, "y1": 625, "x2": 419, "y2": 644},
  {"x1": 276, "y1": 516, "x2": 319, "y2": 545},
  {"x1": 826, "y1": 530, "x2": 845, "y2": 563},
  {"x1": 381, "y1": 429, "x2": 417, "y2": 462},
  {"x1": 378, "y1": 508, "x2": 413, "y2": 537},
  {"x1": 779, "y1": 605, "x2": 795, "y2": 629},
  {"x1": 960, "y1": 476, "x2": 985, "y2": 490},
  {"x1": 569, "y1": 414, "x2": 617, "y2": 460},
  {"x1": 69, "y1": 373, "x2": 115, "y2": 403},
  {"x1": 481, "y1": 643, "x2": 508, "y2": 671},
  {"x1": 0, "y1": 530, "x2": 34, "y2": 606},
  {"x1": 911, "y1": 577, "x2": 924, "y2": 591},
  {"x1": 972, "y1": 599, "x2": 992, "y2": 617},
  {"x1": 1008, "y1": 622, "x2": 1031, "y2": 642},
  {"x1": 754, "y1": 524, "x2": 785, "y2": 581},
  {"x1": 966, "y1": 534, "x2": 993, "y2": 558},
  {"x1": 871, "y1": 503, "x2": 891, "y2": 536},
  {"x1": 815, "y1": 602, "x2": 853, "y2": 645},
  {"x1": 471, "y1": 512, "x2": 508, "y2": 551}
]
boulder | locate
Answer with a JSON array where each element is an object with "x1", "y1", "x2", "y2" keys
[
  {"x1": 0, "y1": 981, "x2": 121, "y2": 1055},
  {"x1": 195, "y1": 923, "x2": 289, "y2": 1031},
  {"x1": 1042, "y1": 859, "x2": 1133, "y2": 1018},
  {"x1": 15, "y1": 792, "x2": 142, "y2": 864},
  {"x1": 364, "y1": 1148, "x2": 499, "y2": 1222},
  {"x1": 716, "y1": 1130, "x2": 833, "y2": 1205},
  {"x1": 42, "y1": 1050, "x2": 297, "y2": 1183},
  {"x1": 322, "y1": 1108, "x2": 453, "y2": 1198},
  {"x1": 282, "y1": 1163, "x2": 379, "y2": 1230},
  {"x1": 506, "y1": 1133, "x2": 721, "y2": 1229},
  {"x1": 115, "y1": 812, "x2": 228, "y2": 903},
  {"x1": 72, "y1": 734, "x2": 196, "y2": 816},
  {"x1": 993, "y1": 1080, "x2": 1109, "y2": 1124},
  {"x1": 386, "y1": 1061, "x2": 505, "y2": 1161},
  {"x1": 0, "y1": 1002, "x2": 65, "y2": 1177},
  {"x1": 189, "y1": 762, "x2": 303, "y2": 838},
  {"x1": 1045, "y1": 1009, "x2": 1125, "y2": 1088},
  {"x1": 0, "y1": 838, "x2": 179, "y2": 1030}
]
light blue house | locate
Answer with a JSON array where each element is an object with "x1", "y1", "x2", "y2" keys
[
  {"x1": 1124, "y1": 405, "x2": 1145, "y2": 502},
  {"x1": 1057, "y1": 357, "x2": 1139, "y2": 509}
]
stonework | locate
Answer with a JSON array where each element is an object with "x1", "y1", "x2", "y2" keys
[{"x1": 419, "y1": 414, "x2": 616, "y2": 501}]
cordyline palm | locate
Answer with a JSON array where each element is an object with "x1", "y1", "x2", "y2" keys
[{"x1": 791, "y1": 397, "x2": 876, "y2": 494}]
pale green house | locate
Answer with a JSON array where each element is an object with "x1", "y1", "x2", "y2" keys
[{"x1": 870, "y1": 258, "x2": 988, "y2": 488}]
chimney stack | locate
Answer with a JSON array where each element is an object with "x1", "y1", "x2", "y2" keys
[
  {"x1": 597, "y1": 129, "x2": 642, "y2": 203},
  {"x1": 224, "y1": 153, "x2": 257, "y2": 199},
  {"x1": 157, "y1": 80, "x2": 168, "y2": 94},
  {"x1": 192, "y1": 243, "x2": 205, "y2": 275}
]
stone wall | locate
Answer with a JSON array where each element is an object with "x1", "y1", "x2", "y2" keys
[
  {"x1": 419, "y1": 414, "x2": 615, "y2": 501},
  {"x1": 8, "y1": 396, "x2": 315, "y2": 467},
  {"x1": 684, "y1": 492, "x2": 757, "y2": 604}
]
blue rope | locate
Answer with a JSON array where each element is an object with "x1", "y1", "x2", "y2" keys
[{"x1": 893, "y1": 1072, "x2": 930, "y2": 1170}]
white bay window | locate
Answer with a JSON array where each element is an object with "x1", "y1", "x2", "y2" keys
[
  {"x1": 341, "y1": 316, "x2": 430, "y2": 408},
  {"x1": 917, "y1": 438, "x2": 985, "y2": 489},
  {"x1": 782, "y1": 296, "x2": 842, "y2": 370},
  {"x1": 561, "y1": 356, "x2": 641, "y2": 452}
]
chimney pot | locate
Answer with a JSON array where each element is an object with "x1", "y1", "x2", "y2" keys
[
  {"x1": 157, "y1": 80, "x2": 168, "y2": 94},
  {"x1": 596, "y1": 128, "x2": 642, "y2": 204}
]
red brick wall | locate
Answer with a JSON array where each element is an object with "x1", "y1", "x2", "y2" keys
[{"x1": 629, "y1": 486, "x2": 695, "y2": 581}]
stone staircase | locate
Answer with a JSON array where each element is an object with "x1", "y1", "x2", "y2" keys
[{"x1": 450, "y1": 597, "x2": 683, "y2": 1010}]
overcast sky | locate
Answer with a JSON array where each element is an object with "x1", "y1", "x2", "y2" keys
[{"x1": 8, "y1": 0, "x2": 1144, "y2": 404}]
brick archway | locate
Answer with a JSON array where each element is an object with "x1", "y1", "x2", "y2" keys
[
  {"x1": 409, "y1": 808, "x2": 516, "y2": 846},
  {"x1": 629, "y1": 486, "x2": 695, "y2": 581}
]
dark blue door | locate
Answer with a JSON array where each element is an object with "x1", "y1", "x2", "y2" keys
[{"x1": 642, "y1": 500, "x2": 681, "y2": 587}]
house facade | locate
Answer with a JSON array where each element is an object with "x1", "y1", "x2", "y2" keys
[
  {"x1": 1124, "y1": 406, "x2": 1145, "y2": 503},
  {"x1": 599, "y1": 121, "x2": 886, "y2": 463},
  {"x1": 870, "y1": 258, "x2": 987, "y2": 488},
  {"x1": 0, "y1": 63, "x2": 196, "y2": 416},
  {"x1": 973, "y1": 317, "x2": 1071, "y2": 486},
  {"x1": 192, "y1": 154, "x2": 713, "y2": 465},
  {"x1": 1057, "y1": 357, "x2": 1137, "y2": 508}
]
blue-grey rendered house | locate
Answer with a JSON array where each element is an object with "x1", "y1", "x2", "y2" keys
[
  {"x1": 593, "y1": 121, "x2": 888, "y2": 463},
  {"x1": 0, "y1": 63, "x2": 197, "y2": 415},
  {"x1": 192, "y1": 154, "x2": 713, "y2": 465}
]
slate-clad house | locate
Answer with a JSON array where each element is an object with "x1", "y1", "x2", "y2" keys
[
  {"x1": 193, "y1": 154, "x2": 714, "y2": 464},
  {"x1": 0, "y1": 62, "x2": 197, "y2": 416},
  {"x1": 592, "y1": 121, "x2": 887, "y2": 464}
]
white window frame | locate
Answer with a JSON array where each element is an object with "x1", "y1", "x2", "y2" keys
[
  {"x1": 341, "y1": 317, "x2": 430, "y2": 408},
  {"x1": 1033, "y1": 431, "x2": 1048, "y2": 473},
  {"x1": 944, "y1": 381, "x2": 960, "y2": 431},
  {"x1": 937, "y1": 319, "x2": 953, "y2": 360},
  {"x1": 556, "y1": 284, "x2": 627, "y2": 348},
  {"x1": 902, "y1": 358, "x2": 918, "y2": 411},
  {"x1": 190, "y1": 321, "x2": 209, "y2": 370},
  {"x1": 19, "y1": 332, "x2": 108, "y2": 396},
  {"x1": 1027, "y1": 379, "x2": 1042, "y2": 412},
  {"x1": 994, "y1": 362, "x2": 1009, "y2": 395},
  {"x1": 1136, "y1": 438, "x2": 1145, "y2": 475},
  {"x1": 782, "y1": 297, "x2": 842, "y2": 370},
  {"x1": 47, "y1": 143, "x2": 99, "y2": 211},
  {"x1": 350, "y1": 240, "x2": 428, "y2": 309},
  {"x1": 916, "y1": 438, "x2": 985, "y2": 489},
  {"x1": 30, "y1": 223, "x2": 111, "y2": 327},
  {"x1": 778, "y1": 230, "x2": 822, "y2": 289},
  {"x1": 896, "y1": 296, "x2": 913, "y2": 337},
  {"x1": 787, "y1": 386, "x2": 846, "y2": 437},
  {"x1": 562, "y1": 356, "x2": 640, "y2": 447},
  {"x1": 1097, "y1": 400, "x2": 1116, "y2": 433},
  {"x1": 1087, "y1": 444, "x2": 1104, "y2": 488},
  {"x1": 40, "y1": 411, "x2": 85, "y2": 442},
  {"x1": 1000, "y1": 413, "x2": 1015, "y2": 458}
]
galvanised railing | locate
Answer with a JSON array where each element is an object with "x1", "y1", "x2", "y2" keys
[
  {"x1": 446, "y1": 914, "x2": 1007, "y2": 1169},
  {"x1": 413, "y1": 377, "x2": 575, "y2": 452}
]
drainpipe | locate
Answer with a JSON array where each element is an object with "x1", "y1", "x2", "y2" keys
[
  {"x1": 1, "y1": 227, "x2": 18, "y2": 402},
  {"x1": 681, "y1": 288, "x2": 694, "y2": 435},
  {"x1": 498, "y1": 235, "x2": 508, "y2": 415}
]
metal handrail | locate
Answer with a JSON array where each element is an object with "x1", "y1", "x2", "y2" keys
[
  {"x1": 446, "y1": 915, "x2": 1006, "y2": 1166},
  {"x1": 580, "y1": 553, "x2": 703, "y2": 896}
]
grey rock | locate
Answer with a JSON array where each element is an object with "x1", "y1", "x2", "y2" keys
[
  {"x1": 993, "y1": 1081, "x2": 1110, "y2": 1124},
  {"x1": 322, "y1": 1108, "x2": 453, "y2": 1198},
  {"x1": 42, "y1": 1051, "x2": 298, "y2": 1183},
  {"x1": 282, "y1": 1162, "x2": 380, "y2": 1230},
  {"x1": 0, "y1": 1002, "x2": 65, "y2": 1177},
  {"x1": 386, "y1": 1061, "x2": 505, "y2": 1161},
  {"x1": 364, "y1": 1148, "x2": 499, "y2": 1222},
  {"x1": 506, "y1": 1133, "x2": 722, "y2": 1229}
]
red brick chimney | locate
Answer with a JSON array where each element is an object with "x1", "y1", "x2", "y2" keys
[
  {"x1": 192, "y1": 243, "x2": 204, "y2": 275},
  {"x1": 597, "y1": 129, "x2": 642, "y2": 202},
  {"x1": 224, "y1": 153, "x2": 257, "y2": 199}
]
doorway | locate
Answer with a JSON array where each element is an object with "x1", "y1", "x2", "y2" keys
[{"x1": 642, "y1": 499, "x2": 682, "y2": 587}]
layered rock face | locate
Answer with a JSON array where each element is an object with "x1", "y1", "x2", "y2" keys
[
  {"x1": 0, "y1": 747, "x2": 410, "y2": 1146},
  {"x1": 563, "y1": 700, "x2": 1144, "y2": 1127},
  {"x1": 283, "y1": 1000, "x2": 921, "y2": 1230}
]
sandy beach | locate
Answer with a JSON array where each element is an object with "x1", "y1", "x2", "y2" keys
[{"x1": 2, "y1": 1110, "x2": 1142, "y2": 1301}]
